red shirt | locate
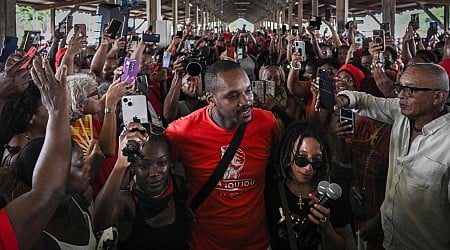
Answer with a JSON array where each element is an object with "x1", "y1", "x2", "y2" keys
[
  {"x1": 166, "y1": 107, "x2": 280, "y2": 249},
  {"x1": 0, "y1": 209, "x2": 19, "y2": 250}
]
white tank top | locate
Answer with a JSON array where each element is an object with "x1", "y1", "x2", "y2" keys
[{"x1": 43, "y1": 197, "x2": 97, "y2": 250}]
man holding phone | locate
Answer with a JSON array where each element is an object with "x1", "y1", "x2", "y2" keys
[{"x1": 335, "y1": 63, "x2": 450, "y2": 249}]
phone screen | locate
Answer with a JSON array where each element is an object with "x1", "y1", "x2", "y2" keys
[
  {"x1": 317, "y1": 68, "x2": 335, "y2": 110},
  {"x1": 107, "y1": 19, "x2": 123, "y2": 38},
  {"x1": 74, "y1": 24, "x2": 86, "y2": 37},
  {"x1": 339, "y1": 108, "x2": 355, "y2": 137},
  {"x1": 226, "y1": 46, "x2": 235, "y2": 59}
]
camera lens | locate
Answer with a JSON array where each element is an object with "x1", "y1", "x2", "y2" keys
[
  {"x1": 127, "y1": 102, "x2": 132, "y2": 106},
  {"x1": 186, "y1": 61, "x2": 202, "y2": 76},
  {"x1": 123, "y1": 98, "x2": 128, "y2": 102}
]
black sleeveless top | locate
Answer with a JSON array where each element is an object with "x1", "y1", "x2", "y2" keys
[{"x1": 118, "y1": 177, "x2": 190, "y2": 250}]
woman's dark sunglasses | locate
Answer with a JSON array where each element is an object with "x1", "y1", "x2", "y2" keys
[{"x1": 294, "y1": 155, "x2": 323, "y2": 170}]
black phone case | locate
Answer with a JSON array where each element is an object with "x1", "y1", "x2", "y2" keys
[{"x1": 318, "y1": 70, "x2": 335, "y2": 111}]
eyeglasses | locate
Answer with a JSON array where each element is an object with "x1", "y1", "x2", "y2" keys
[
  {"x1": 334, "y1": 76, "x2": 353, "y2": 83},
  {"x1": 293, "y1": 155, "x2": 323, "y2": 170},
  {"x1": 86, "y1": 89, "x2": 100, "y2": 99},
  {"x1": 393, "y1": 83, "x2": 442, "y2": 97}
]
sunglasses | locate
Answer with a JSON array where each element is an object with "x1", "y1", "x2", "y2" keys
[
  {"x1": 150, "y1": 125, "x2": 165, "y2": 136},
  {"x1": 294, "y1": 155, "x2": 323, "y2": 170}
]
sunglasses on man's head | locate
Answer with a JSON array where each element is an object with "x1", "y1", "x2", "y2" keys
[{"x1": 294, "y1": 155, "x2": 323, "y2": 170}]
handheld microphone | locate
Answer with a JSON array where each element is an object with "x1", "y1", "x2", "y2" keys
[
  {"x1": 297, "y1": 182, "x2": 342, "y2": 235},
  {"x1": 317, "y1": 181, "x2": 330, "y2": 198}
]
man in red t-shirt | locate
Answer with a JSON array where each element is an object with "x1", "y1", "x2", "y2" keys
[{"x1": 166, "y1": 60, "x2": 280, "y2": 249}]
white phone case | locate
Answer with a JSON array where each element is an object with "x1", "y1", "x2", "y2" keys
[{"x1": 121, "y1": 95, "x2": 149, "y2": 124}]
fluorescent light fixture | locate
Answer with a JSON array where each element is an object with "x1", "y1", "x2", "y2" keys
[
  {"x1": 235, "y1": 1, "x2": 251, "y2": 4},
  {"x1": 236, "y1": 8, "x2": 247, "y2": 11}
]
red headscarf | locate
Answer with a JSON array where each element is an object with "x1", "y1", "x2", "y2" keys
[
  {"x1": 336, "y1": 63, "x2": 365, "y2": 91},
  {"x1": 438, "y1": 58, "x2": 450, "y2": 78}
]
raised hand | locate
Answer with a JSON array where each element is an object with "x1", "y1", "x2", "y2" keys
[
  {"x1": 0, "y1": 50, "x2": 31, "y2": 99},
  {"x1": 30, "y1": 56, "x2": 70, "y2": 113}
]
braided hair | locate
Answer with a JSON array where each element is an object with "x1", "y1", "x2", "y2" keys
[
  {"x1": 0, "y1": 84, "x2": 41, "y2": 152},
  {"x1": 276, "y1": 121, "x2": 331, "y2": 187}
]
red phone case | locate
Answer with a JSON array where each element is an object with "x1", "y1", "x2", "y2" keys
[{"x1": 19, "y1": 46, "x2": 37, "y2": 70}]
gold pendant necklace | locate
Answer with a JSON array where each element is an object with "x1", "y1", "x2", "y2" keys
[{"x1": 297, "y1": 195, "x2": 304, "y2": 209}]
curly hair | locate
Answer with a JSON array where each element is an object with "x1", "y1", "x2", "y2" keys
[
  {"x1": 276, "y1": 121, "x2": 331, "y2": 187},
  {"x1": 0, "y1": 83, "x2": 41, "y2": 151},
  {"x1": 259, "y1": 65, "x2": 286, "y2": 85},
  {"x1": 67, "y1": 73, "x2": 98, "y2": 110}
]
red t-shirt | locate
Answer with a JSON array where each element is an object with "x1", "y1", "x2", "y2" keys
[
  {"x1": 166, "y1": 106, "x2": 280, "y2": 250},
  {"x1": 0, "y1": 209, "x2": 19, "y2": 250}
]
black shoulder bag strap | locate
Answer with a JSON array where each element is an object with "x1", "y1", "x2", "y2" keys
[
  {"x1": 278, "y1": 179, "x2": 298, "y2": 250},
  {"x1": 190, "y1": 123, "x2": 247, "y2": 211}
]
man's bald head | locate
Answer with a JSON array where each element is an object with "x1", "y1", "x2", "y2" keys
[{"x1": 402, "y1": 63, "x2": 449, "y2": 92}]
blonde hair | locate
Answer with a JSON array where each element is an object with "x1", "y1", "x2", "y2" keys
[
  {"x1": 259, "y1": 65, "x2": 286, "y2": 84},
  {"x1": 67, "y1": 74, "x2": 98, "y2": 110}
]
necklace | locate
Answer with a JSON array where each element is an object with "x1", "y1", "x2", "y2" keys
[
  {"x1": 297, "y1": 195, "x2": 305, "y2": 209},
  {"x1": 21, "y1": 133, "x2": 31, "y2": 141}
]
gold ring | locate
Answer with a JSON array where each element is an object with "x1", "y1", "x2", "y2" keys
[{"x1": 320, "y1": 217, "x2": 327, "y2": 223}]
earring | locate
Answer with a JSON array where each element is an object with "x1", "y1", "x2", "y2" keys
[{"x1": 29, "y1": 120, "x2": 34, "y2": 124}]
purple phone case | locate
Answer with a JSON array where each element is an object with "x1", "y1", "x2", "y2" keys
[{"x1": 121, "y1": 57, "x2": 140, "y2": 84}]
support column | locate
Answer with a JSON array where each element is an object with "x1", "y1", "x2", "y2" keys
[
  {"x1": 311, "y1": 0, "x2": 318, "y2": 17},
  {"x1": 185, "y1": 0, "x2": 190, "y2": 21},
  {"x1": 336, "y1": 0, "x2": 348, "y2": 35},
  {"x1": 50, "y1": 9, "x2": 56, "y2": 37},
  {"x1": 202, "y1": 10, "x2": 206, "y2": 32},
  {"x1": 382, "y1": 0, "x2": 395, "y2": 42},
  {"x1": 172, "y1": 0, "x2": 178, "y2": 34},
  {"x1": 0, "y1": 0, "x2": 16, "y2": 43},
  {"x1": 149, "y1": 0, "x2": 162, "y2": 31},
  {"x1": 445, "y1": 5, "x2": 449, "y2": 33},
  {"x1": 195, "y1": 4, "x2": 199, "y2": 35},
  {"x1": 288, "y1": 1, "x2": 293, "y2": 27},
  {"x1": 298, "y1": 0, "x2": 303, "y2": 27}
]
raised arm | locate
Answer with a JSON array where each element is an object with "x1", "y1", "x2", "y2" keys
[
  {"x1": 5, "y1": 57, "x2": 71, "y2": 250},
  {"x1": 93, "y1": 123, "x2": 148, "y2": 231},
  {"x1": 90, "y1": 32, "x2": 114, "y2": 80},
  {"x1": 163, "y1": 56, "x2": 186, "y2": 122},
  {"x1": 98, "y1": 78, "x2": 129, "y2": 157}
]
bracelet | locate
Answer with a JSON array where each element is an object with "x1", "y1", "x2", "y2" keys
[
  {"x1": 104, "y1": 107, "x2": 114, "y2": 114},
  {"x1": 290, "y1": 61, "x2": 301, "y2": 71}
]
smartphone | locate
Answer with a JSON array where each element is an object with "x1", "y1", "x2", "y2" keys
[
  {"x1": 176, "y1": 30, "x2": 183, "y2": 38},
  {"x1": 226, "y1": 46, "x2": 235, "y2": 59},
  {"x1": 430, "y1": 21, "x2": 438, "y2": 30},
  {"x1": 411, "y1": 14, "x2": 419, "y2": 29},
  {"x1": 309, "y1": 16, "x2": 322, "y2": 29},
  {"x1": 354, "y1": 20, "x2": 364, "y2": 25},
  {"x1": 282, "y1": 25, "x2": 287, "y2": 34},
  {"x1": 339, "y1": 108, "x2": 355, "y2": 137},
  {"x1": 291, "y1": 27, "x2": 299, "y2": 36},
  {"x1": 354, "y1": 33, "x2": 364, "y2": 49},
  {"x1": 136, "y1": 75, "x2": 149, "y2": 99},
  {"x1": 121, "y1": 95, "x2": 149, "y2": 125},
  {"x1": 19, "y1": 46, "x2": 37, "y2": 71},
  {"x1": 66, "y1": 15, "x2": 73, "y2": 29},
  {"x1": 294, "y1": 40, "x2": 306, "y2": 60},
  {"x1": 317, "y1": 68, "x2": 335, "y2": 111},
  {"x1": 162, "y1": 51, "x2": 171, "y2": 68},
  {"x1": 0, "y1": 36, "x2": 18, "y2": 62},
  {"x1": 74, "y1": 24, "x2": 86, "y2": 37},
  {"x1": 129, "y1": 35, "x2": 139, "y2": 51},
  {"x1": 121, "y1": 57, "x2": 140, "y2": 84},
  {"x1": 237, "y1": 47, "x2": 243, "y2": 60},
  {"x1": 106, "y1": 18, "x2": 123, "y2": 38},
  {"x1": 325, "y1": 9, "x2": 331, "y2": 22},
  {"x1": 372, "y1": 29, "x2": 385, "y2": 51},
  {"x1": 142, "y1": 33, "x2": 160, "y2": 43},
  {"x1": 380, "y1": 23, "x2": 391, "y2": 37},
  {"x1": 252, "y1": 80, "x2": 274, "y2": 104},
  {"x1": 22, "y1": 31, "x2": 41, "y2": 51}
]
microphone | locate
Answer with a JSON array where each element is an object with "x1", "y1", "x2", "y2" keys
[
  {"x1": 317, "y1": 180, "x2": 330, "y2": 198},
  {"x1": 297, "y1": 182, "x2": 342, "y2": 235}
]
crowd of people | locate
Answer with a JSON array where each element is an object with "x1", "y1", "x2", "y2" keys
[{"x1": 0, "y1": 9, "x2": 449, "y2": 250}]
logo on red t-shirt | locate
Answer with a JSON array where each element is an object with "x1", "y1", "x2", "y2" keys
[{"x1": 216, "y1": 146, "x2": 255, "y2": 195}]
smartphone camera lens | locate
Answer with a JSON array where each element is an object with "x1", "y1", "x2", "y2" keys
[
  {"x1": 128, "y1": 102, "x2": 133, "y2": 106},
  {"x1": 123, "y1": 98, "x2": 128, "y2": 102}
]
